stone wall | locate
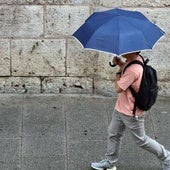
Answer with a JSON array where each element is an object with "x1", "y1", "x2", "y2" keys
[{"x1": 0, "y1": 0, "x2": 170, "y2": 96}]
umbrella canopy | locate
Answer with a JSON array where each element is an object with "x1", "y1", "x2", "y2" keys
[{"x1": 72, "y1": 8, "x2": 165, "y2": 56}]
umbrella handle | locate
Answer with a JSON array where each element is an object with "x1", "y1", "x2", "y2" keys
[
  {"x1": 109, "y1": 56, "x2": 120, "y2": 67},
  {"x1": 109, "y1": 62, "x2": 117, "y2": 67}
]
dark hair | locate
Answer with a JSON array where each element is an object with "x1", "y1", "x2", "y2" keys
[{"x1": 136, "y1": 51, "x2": 141, "y2": 55}]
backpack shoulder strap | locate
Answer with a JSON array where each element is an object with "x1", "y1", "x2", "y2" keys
[
  {"x1": 122, "y1": 54, "x2": 149, "y2": 74},
  {"x1": 122, "y1": 58, "x2": 144, "y2": 118},
  {"x1": 123, "y1": 60, "x2": 144, "y2": 74}
]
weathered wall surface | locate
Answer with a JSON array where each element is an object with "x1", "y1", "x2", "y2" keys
[{"x1": 0, "y1": 0, "x2": 170, "y2": 96}]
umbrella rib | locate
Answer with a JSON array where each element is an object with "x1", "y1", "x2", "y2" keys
[{"x1": 85, "y1": 14, "x2": 118, "y2": 47}]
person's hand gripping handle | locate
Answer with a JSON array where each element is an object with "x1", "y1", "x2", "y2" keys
[{"x1": 109, "y1": 56, "x2": 121, "y2": 67}]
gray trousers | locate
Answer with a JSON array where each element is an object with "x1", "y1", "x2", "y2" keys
[{"x1": 106, "y1": 110, "x2": 169, "y2": 164}]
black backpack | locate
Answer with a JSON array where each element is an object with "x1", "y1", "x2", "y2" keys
[{"x1": 123, "y1": 55, "x2": 158, "y2": 117}]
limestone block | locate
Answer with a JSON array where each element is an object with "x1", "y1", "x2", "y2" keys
[
  {"x1": 0, "y1": 40, "x2": 10, "y2": 76},
  {"x1": 97, "y1": 53, "x2": 117, "y2": 80},
  {"x1": 45, "y1": 6, "x2": 89, "y2": 37},
  {"x1": 0, "y1": 0, "x2": 58, "y2": 4},
  {"x1": 123, "y1": 0, "x2": 170, "y2": 7},
  {"x1": 158, "y1": 81, "x2": 170, "y2": 97},
  {"x1": 99, "y1": 0, "x2": 121, "y2": 7},
  {"x1": 70, "y1": 0, "x2": 99, "y2": 5},
  {"x1": 11, "y1": 39, "x2": 66, "y2": 76},
  {"x1": 42, "y1": 77, "x2": 93, "y2": 94},
  {"x1": 0, "y1": 0, "x2": 99, "y2": 4},
  {"x1": 94, "y1": 78, "x2": 116, "y2": 97},
  {"x1": 44, "y1": 0, "x2": 99, "y2": 5},
  {"x1": 0, "y1": 6, "x2": 43, "y2": 38},
  {"x1": 67, "y1": 39, "x2": 98, "y2": 77},
  {"x1": 0, "y1": 77, "x2": 40, "y2": 93},
  {"x1": 0, "y1": 0, "x2": 34, "y2": 3}
]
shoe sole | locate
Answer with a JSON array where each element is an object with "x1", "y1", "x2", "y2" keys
[
  {"x1": 107, "y1": 167, "x2": 116, "y2": 170},
  {"x1": 91, "y1": 165, "x2": 116, "y2": 170}
]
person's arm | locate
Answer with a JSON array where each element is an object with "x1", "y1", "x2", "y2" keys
[
  {"x1": 115, "y1": 71, "x2": 123, "y2": 93},
  {"x1": 112, "y1": 57, "x2": 125, "y2": 93}
]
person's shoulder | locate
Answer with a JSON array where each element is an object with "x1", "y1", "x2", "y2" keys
[
  {"x1": 124, "y1": 59, "x2": 143, "y2": 76},
  {"x1": 128, "y1": 62, "x2": 143, "y2": 72},
  {"x1": 136, "y1": 55, "x2": 143, "y2": 63}
]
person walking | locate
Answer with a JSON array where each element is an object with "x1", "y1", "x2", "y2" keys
[{"x1": 91, "y1": 52, "x2": 170, "y2": 170}]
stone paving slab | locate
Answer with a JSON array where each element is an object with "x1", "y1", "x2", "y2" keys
[
  {"x1": 22, "y1": 155, "x2": 66, "y2": 170},
  {"x1": 0, "y1": 94, "x2": 169, "y2": 170},
  {"x1": 68, "y1": 140, "x2": 107, "y2": 170},
  {"x1": 0, "y1": 95, "x2": 22, "y2": 138},
  {"x1": 22, "y1": 95, "x2": 66, "y2": 170},
  {"x1": 0, "y1": 138, "x2": 20, "y2": 170},
  {"x1": 65, "y1": 96, "x2": 110, "y2": 141}
]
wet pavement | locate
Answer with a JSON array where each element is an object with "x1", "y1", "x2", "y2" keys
[{"x1": 0, "y1": 94, "x2": 169, "y2": 170}]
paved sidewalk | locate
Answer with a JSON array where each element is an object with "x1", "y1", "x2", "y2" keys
[{"x1": 0, "y1": 94, "x2": 169, "y2": 170}]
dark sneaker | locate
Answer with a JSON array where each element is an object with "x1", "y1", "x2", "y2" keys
[
  {"x1": 91, "y1": 159, "x2": 116, "y2": 170},
  {"x1": 163, "y1": 154, "x2": 170, "y2": 170}
]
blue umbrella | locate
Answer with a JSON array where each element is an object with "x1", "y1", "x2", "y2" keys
[{"x1": 72, "y1": 8, "x2": 165, "y2": 56}]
